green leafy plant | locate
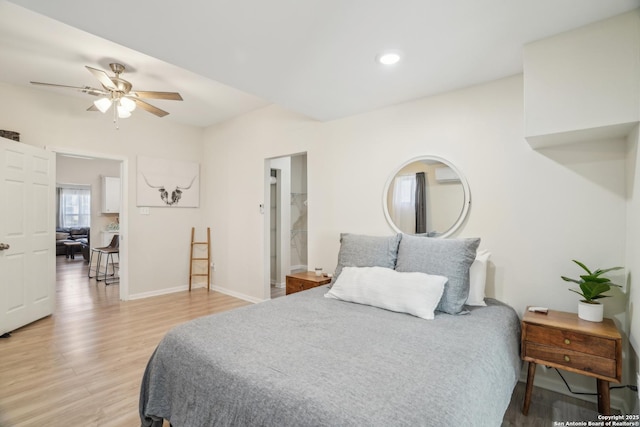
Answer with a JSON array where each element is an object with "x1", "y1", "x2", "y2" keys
[{"x1": 561, "y1": 260, "x2": 623, "y2": 304}]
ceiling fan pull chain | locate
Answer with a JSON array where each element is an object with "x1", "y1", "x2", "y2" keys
[{"x1": 113, "y1": 103, "x2": 119, "y2": 130}]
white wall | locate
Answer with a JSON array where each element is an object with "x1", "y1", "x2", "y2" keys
[
  {"x1": 204, "y1": 74, "x2": 626, "y2": 311},
  {"x1": 202, "y1": 107, "x2": 319, "y2": 302},
  {"x1": 626, "y1": 125, "x2": 640, "y2": 411},
  {"x1": 0, "y1": 82, "x2": 205, "y2": 297},
  {"x1": 202, "y1": 74, "x2": 630, "y2": 406},
  {"x1": 524, "y1": 9, "x2": 640, "y2": 146}
]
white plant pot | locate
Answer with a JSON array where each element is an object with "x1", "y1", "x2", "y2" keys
[{"x1": 578, "y1": 301, "x2": 604, "y2": 322}]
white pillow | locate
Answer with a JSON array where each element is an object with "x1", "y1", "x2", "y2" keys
[
  {"x1": 466, "y1": 250, "x2": 491, "y2": 306},
  {"x1": 324, "y1": 266, "x2": 447, "y2": 320}
]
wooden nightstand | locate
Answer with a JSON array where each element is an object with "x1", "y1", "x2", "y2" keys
[
  {"x1": 285, "y1": 272, "x2": 331, "y2": 295},
  {"x1": 521, "y1": 307, "x2": 622, "y2": 416}
]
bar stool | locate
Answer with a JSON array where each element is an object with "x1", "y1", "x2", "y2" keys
[
  {"x1": 100, "y1": 246, "x2": 120, "y2": 284},
  {"x1": 88, "y1": 234, "x2": 119, "y2": 279}
]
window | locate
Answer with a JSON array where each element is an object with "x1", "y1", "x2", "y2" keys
[
  {"x1": 390, "y1": 175, "x2": 416, "y2": 233},
  {"x1": 57, "y1": 186, "x2": 91, "y2": 228}
]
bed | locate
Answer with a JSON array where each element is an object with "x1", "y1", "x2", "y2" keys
[{"x1": 139, "y1": 234, "x2": 522, "y2": 427}]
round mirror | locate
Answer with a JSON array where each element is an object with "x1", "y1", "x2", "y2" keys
[{"x1": 382, "y1": 155, "x2": 471, "y2": 238}]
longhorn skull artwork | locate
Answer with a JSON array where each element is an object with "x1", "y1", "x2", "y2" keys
[
  {"x1": 136, "y1": 156, "x2": 200, "y2": 208},
  {"x1": 142, "y1": 174, "x2": 197, "y2": 206}
]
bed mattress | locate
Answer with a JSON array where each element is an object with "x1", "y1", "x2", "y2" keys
[{"x1": 140, "y1": 286, "x2": 521, "y2": 427}]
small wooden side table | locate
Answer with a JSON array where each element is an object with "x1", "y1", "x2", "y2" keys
[
  {"x1": 285, "y1": 271, "x2": 331, "y2": 295},
  {"x1": 521, "y1": 307, "x2": 622, "y2": 416}
]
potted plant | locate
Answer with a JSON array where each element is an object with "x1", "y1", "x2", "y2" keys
[{"x1": 561, "y1": 260, "x2": 623, "y2": 322}]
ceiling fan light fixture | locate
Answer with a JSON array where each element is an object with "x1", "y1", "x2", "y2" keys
[
  {"x1": 117, "y1": 105, "x2": 132, "y2": 119},
  {"x1": 119, "y1": 97, "x2": 136, "y2": 112},
  {"x1": 31, "y1": 62, "x2": 181, "y2": 128},
  {"x1": 94, "y1": 97, "x2": 112, "y2": 113}
]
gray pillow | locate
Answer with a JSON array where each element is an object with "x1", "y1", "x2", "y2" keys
[
  {"x1": 395, "y1": 235, "x2": 480, "y2": 314},
  {"x1": 333, "y1": 233, "x2": 402, "y2": 281}
]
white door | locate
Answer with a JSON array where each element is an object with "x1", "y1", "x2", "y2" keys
[{"x1": 0, "y1": 137, "x2": 55, "y2": 336}]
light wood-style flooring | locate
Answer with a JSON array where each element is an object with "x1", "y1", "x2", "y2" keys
[
  {"x1": 0, "y1": 257, "x2": 250, "y2": 426},
  {"x1": 0, "y1": 256, "x2": 607, "y2": 426}
]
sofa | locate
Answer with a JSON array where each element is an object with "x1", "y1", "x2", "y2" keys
[{"x1": 56, "y1": 227, "x2": 90, "y2": 260}]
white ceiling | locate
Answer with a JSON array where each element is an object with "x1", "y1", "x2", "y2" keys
[{"x1": 2, "y1": 0, "x2": 639, "y2": 128}]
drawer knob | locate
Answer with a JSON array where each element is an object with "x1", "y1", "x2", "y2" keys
[
  {"x1": 564, "y1": 338, "x2": 571, "y2": 345},
  {"x1": 564, "y1": 355, "x2": 571, "y2": 363}
]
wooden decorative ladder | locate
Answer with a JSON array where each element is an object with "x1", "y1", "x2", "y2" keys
[{"x1": 189, "y1": 227, "x2": 211, "y2": 291}]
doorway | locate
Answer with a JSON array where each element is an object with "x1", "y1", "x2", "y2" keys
[
  {"x1": 265, "y1": 153, "x2": 307, "y2": 299},
  {"x1": 51, "y1": 147, "x2": 128, "y2": 300}
]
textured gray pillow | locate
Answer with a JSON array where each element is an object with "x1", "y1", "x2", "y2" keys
[
  {"x1": 333, "y1": 233, "x2": 402, "y2": 281},
  {"x1": 395, "y1": 235, "x2": 480, "y2": 314}
]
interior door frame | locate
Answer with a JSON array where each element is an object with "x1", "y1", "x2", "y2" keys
[
  {"x1": 47, "y1": 146, "x2": 129, "y2": 301},
  {"x1": 263, "y1": 151, "x2": 307, "y2": 300}
]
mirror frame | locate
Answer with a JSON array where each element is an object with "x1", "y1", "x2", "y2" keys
[{"x1": 382, "y1": 155, "x2": 471, "y2": 238}]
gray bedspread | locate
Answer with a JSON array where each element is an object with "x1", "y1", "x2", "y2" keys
[{"x1": 140, "y1": 286, "x2": 521, "y2": 427}]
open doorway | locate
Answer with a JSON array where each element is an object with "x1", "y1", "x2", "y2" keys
[
  {"x1": 52, "y1": 147, "x2": 128, "y2": 301},
  {"x1": 265, "y1": 153, "x2": 307, "y2": 299}
]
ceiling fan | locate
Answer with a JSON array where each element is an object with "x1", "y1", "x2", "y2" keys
[{"x1": 30, "y1": 62, "x2": 183, "y2": 124}]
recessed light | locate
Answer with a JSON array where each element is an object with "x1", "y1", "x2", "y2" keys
[{"x1": 377, "y1": 52, "x2": 401, "y2": 65}]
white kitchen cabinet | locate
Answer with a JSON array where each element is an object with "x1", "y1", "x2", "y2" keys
[{"x1": 102, "y1": 176, "x2": 120, "y2": 213}]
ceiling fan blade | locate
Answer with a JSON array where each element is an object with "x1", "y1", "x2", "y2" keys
[
  {"x1": 31, "y1": 81, "x2": 84, "y2": 89},
  {"x1": 83, "y1": 88, "x2": 109, "y2": 96},
  {"x1": 85, "y1": 66, "x2": 117, "y2": 91},
  {"x1": 31, "y1": 81, "x2": 109, "y2": 96},
  {"x1": 133, "y1": 98, "x2": 169, "y2": 117},
  {"x1": 87, "y1": 104, "x2": 99, "y2": 111},
  {"x1": 132, "y1": 91, "x2": 183, "y2": 101}
]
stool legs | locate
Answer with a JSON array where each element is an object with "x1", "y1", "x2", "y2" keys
[
  {"x1": 104, "y1": 252, "x2": 120, "y2": 285},
  {"x1": 97, "y1": 250, "x2": 119, "y2": 284},
  {"x1": 88, "y1": 249, "x2": 118, "y2": 283},
  {"x1": 88, "y1": 249, "x2": 102, "y2": 278}
]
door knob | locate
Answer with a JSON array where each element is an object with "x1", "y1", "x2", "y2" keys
[{"x1": 0, "y1": 243, "x2": 10, "y2": 250}]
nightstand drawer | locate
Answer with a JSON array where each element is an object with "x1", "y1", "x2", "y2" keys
[
  {"x1": 286, "y1": 278, "x2": 314, "y2": 294},
  {"x1": 524, "y1": 342, "x2": 617, "y2": 379},
  {"x1": 525, "y1": 324, "x2": 616, "y2": 359}
]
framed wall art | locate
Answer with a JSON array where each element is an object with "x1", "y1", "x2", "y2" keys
[{"x1": 137, "y1": 156, "x2": 200, "y2": 207}]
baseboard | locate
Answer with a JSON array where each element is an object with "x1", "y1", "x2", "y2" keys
[
  {"x1": 128, "y1": 283, "x2": 264, "y2": 304},
  {"x1": 210, "y1": 285, "x2": 264, "y2": 304},
  {"x1": 128, "y1": 284, "x2": 190, "y2": 300},
  {"x1": 269, "y1": 279, "x2": 285, "y2": 288}
]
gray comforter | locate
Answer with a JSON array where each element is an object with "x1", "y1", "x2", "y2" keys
[{"x1": 140, "y1": 286, "x2": 521, "y2": 427}]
